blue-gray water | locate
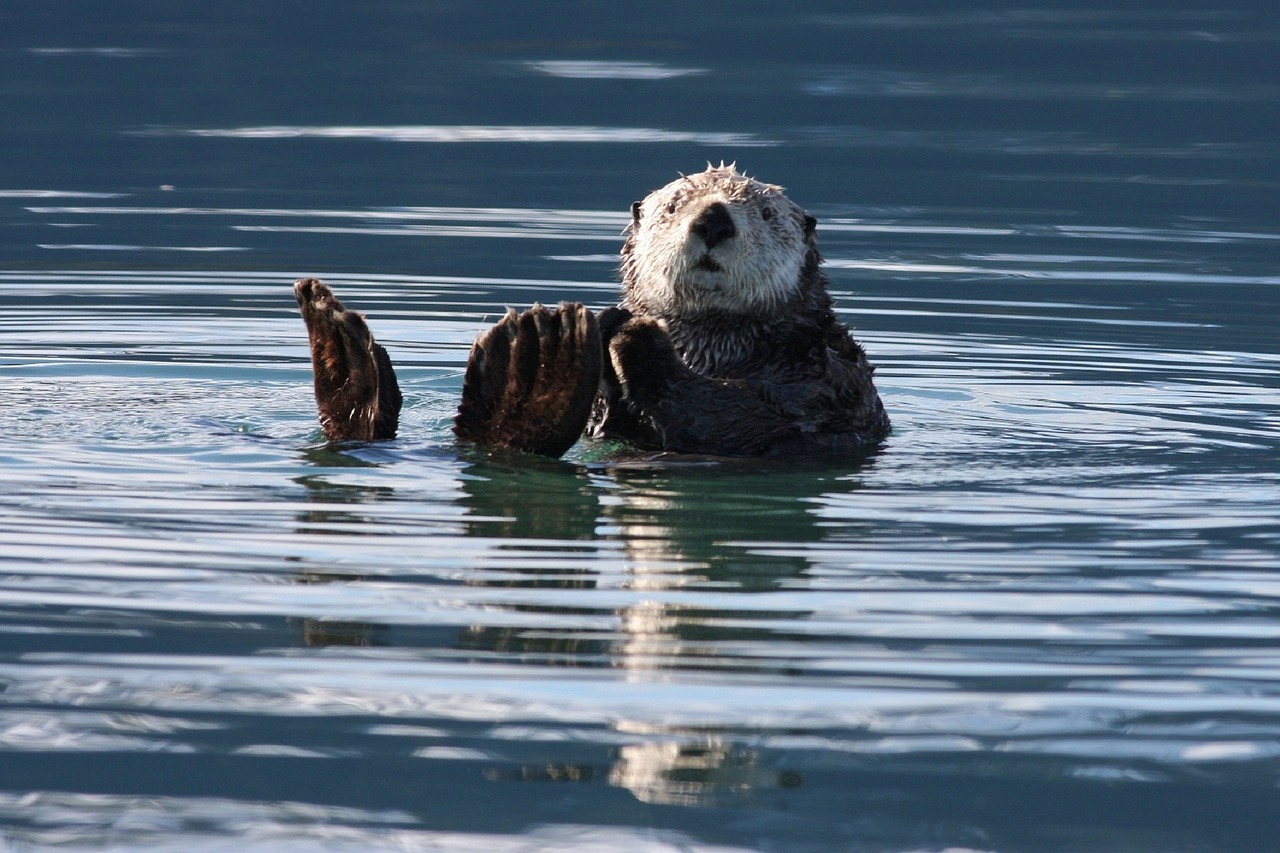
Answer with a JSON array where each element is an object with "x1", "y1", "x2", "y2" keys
[{"x1": 2, "y1": 3, "x2": 1278, "y2": 851}]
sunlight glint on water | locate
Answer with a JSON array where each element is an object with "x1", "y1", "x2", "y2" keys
[{"x1": 1, "y1": 2, "x2": 1278, "y2": 850}]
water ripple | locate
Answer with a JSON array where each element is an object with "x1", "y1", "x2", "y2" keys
[
  {"x1": 525, "y1": 61, "x2": 708, "y2": 80},
  {"x1": 132, "y1": 125, "x2": 777, "y2": 146}
]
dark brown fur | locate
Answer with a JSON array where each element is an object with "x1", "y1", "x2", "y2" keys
[
  {"x1": 454, "y1": 303, "x2": 601, "y2": 458},
  {"x1": 295, "y1": 278, "x2": 401, "y2": 442},
  {"x1": 586, "y1": 224, "x2": 888, "y2": 455},
  {"x1": 295, "y1": 169, "x2": 888, "y2": 458},
  {"x1": 295, "y1": 279, "x2": 598, "y2": 455}
]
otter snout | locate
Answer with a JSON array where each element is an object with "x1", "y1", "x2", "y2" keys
[{"x1": 690, "y1": 202, "x2": 736, "y2": 249}]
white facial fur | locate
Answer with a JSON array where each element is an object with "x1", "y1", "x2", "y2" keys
[{"x1": 624, "y1": 165, "x2": 812, "y2": 316}]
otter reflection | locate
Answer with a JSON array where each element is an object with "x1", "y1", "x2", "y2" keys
[
  {"x1": 610, "y1": 732, "x2": 802, "y2": 807},
  {"x1": 291, "y1": 445, "x2": 860, "y2": 805},
  {"x1": 453, "y1": 458, "x2": 862, "y2": 670},
  {"x1": 290, "y1": 459, "x2": 405, "y2": 649},
  {"x1": 291, "y1": 448, "x2": 868, "y2": 669},
  {"x1": 455, "y1": 458, "x2": 855, "y2": 810},
  {"x1": 480, "y1": 733, "x2": 803, "y2": 809}
]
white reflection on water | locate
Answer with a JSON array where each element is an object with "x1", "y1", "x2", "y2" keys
[
  {"x1": 0, "y1": 711, "x2": 217, "y2": 752},
  {"x1": 0, "y1": 190, "x2": 127, "y2": 199},
  {"x1": 832, "y1": 259, "x2": 1280, "y2": 287},
  {"x1": 0, "y1": 791, "x2": 752, "y2": 853},
  {"x1": 525, "y1": 61, "x2": 708, "y2": 79},
  {"x1": 140, "y1": 125, "x2": 776, "y2": 146},
  {"x1": 809, "y1": 9, "x2": 1244, "y2": 33},
  {"x1": 39, "y1": 244, "x2": 248, "y2": 252},
  {"x1": 26, "y1": 47, "x2": 165, "y2": 58},
  {"x1": 231, "y1": 224, "x2": 625, "y2": 241},
  {"x1": 6, "y1": 648, "x2": 1280, "y2": 778},
  {"x1": 25, "y1": 205, "x2": 627, "y2": 225},
  {"x1": 24, "y1": 203, "x2": 631, "y2": 242},
  {"x1": 802, "y1": 68, "x2": 1279, "y2": 102}
]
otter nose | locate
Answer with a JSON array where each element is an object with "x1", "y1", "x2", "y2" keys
[{"x1": 690, "y1": 202, "x2": 737, "y2": 249}]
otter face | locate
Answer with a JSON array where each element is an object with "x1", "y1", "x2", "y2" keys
[{"x1": 622, "y1": 165, "x2": 817, "y2": 316}]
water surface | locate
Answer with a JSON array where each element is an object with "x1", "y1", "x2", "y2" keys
[{"x1": 1, "y1": 3, "x2": 1278, "y2": 851}]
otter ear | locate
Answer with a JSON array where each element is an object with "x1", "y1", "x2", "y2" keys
[
  {"x1": 803, "y1": 214, "x2": 817, "y2": 237},
  {"x1": 631, "y1": 201, "x2": 642, "y2": 224}
]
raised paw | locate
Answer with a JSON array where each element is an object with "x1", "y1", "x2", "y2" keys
[
  {"x1": 454, "y1": 302, "x2": 602, "y2": 458},
  {"x1": 596, "y1": 306, "x2": 633, "y2": 343},
  {"x1": 607, "y1": 316, "x2": 685, "y2": 405},
  {"x1": 294, "y1": 278, "x2": 402, "y2": 441}
]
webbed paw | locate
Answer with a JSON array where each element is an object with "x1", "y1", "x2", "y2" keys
[
  {"x1": 596, "y1": 306, "x2": 633, "y2": 343},
  {"x1": 295, "y1": 278, "x2": 402, "y2": 441},
  {"x1": 606, "y1": 317, "x2": 685, "y2": 405},
  {"x1": 454, "y1": 302, "x2": 601, "y2": 458}
]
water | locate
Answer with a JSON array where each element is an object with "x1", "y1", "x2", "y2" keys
[{"x1": 2, "y1": 3, "x2": 1278, "y2": 851}]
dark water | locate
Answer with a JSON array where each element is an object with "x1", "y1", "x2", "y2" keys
[{"x1": 2, "y1": 3, "x2": 1279, "y2": 851}]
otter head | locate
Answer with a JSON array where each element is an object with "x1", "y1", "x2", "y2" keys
[{"x1": 620, "y1": 164, "x2": 819, "y2": 317}]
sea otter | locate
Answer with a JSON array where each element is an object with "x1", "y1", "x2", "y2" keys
[{"x1": 295, "y1": 165, "x2": 889, "y2": 457}]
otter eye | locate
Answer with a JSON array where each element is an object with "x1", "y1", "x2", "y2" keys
[
  {"x1": 761, "y1": 207, "x2": 774, "y2": 221},
  {"x1": 631, "y1": 201, "x2": 642, "y2": 223},
  {"x1": 665, "y1": 201, "x2": 677, "y2": 215}
]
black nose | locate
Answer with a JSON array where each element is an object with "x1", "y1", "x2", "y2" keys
[{"x1": 689, "y1": 202, "x2": 736, "y2": 249}]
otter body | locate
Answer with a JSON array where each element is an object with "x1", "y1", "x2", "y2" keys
[
  {"x1": 297, "y1": 165, "x2": 889, "y2": 458},
  {"x1": 587, "y1": 165, "x2": 888, "y2": 455}
]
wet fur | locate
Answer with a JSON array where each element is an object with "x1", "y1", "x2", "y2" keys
[
  {"x1": 591, "y1": 165, "x2": 889, "y2": 455},
  {"x1": 294, "y1": 278, "x2": 402, "y2": 441},
  {"x1": 296, "y1": 166, "x2": 888, "y2": 457},
  {"x1": 454, "y1": 303, "x2": 601, "y2": 458}
]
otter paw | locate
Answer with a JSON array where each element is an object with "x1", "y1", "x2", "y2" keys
[
  {"x1": 295, "y1": 278, "x2": 402, "y2": 441},
  {"x1": 454, "y1": 302, "x2": 602, "y2": 458},
  {"x1": 607, "y1": 317, "x2": 685, "y2": 405},
  {"x1": 596, "y1": 306, "x2": 633, "y2": 343}
]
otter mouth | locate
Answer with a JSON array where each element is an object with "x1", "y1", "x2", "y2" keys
[{"x1": 694, "y1": 254, "x2": 724, "y2": 273}]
